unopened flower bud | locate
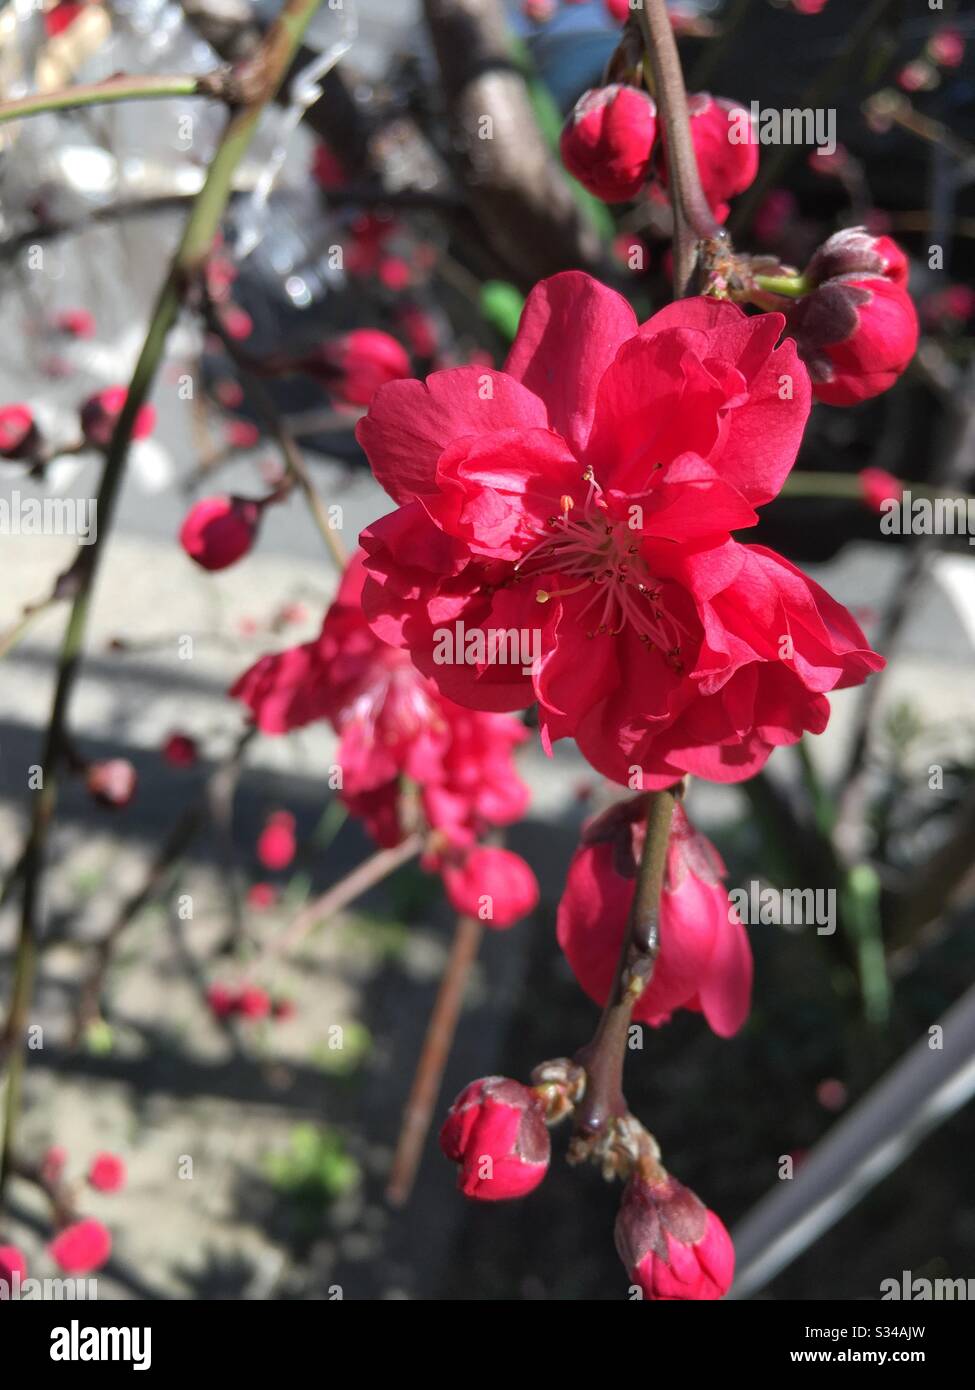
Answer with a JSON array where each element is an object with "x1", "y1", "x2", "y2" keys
[
  {"x1": 616, "y1": 1170, "x2": 734, "y2": 1300},
  {"x1": 179, "y1": 495, "x2": 262, "y2": 571},
  {"x1": 661, "y1": 94, "x2": 758, "y2": 223},
  {"x1": 441, "y1": 846, "x2": 538, "y2": 928},
  {"x1": 88, "y1": 1152, "x2": 126, "y2": 1193},
  {"x1": 0, "y1": 403, "x2": 40, "y2": 459},
  {"x1": 859, "y1": 467, "x2": 903, "y2": 514},
  {"x1": 560, "y1": 85, "x2": 658, "y2": 204},
  {"x1": 805, "y1": 227, "x2": 909, "y2": 287},
  {"x1": 440, "y1": 1076, "x2": 550, "y2": 1201},
  {"x1": 80, "y1": 387, "x2": 155, "y2": 449},
  {"x1": 86, "y1": 759, "x2": 137, "y2": 809},
  {"x1": 299, "y1": 329, "x2": 411, "y2": 408},
  {"x1": 48, "y1": 1219, "x2": 112, "y2": 1274},
  {"x1": 788, "y1": 275, "x2": 919, "y2": 406},
  {"x1": 257, "y1": 811, "x2": 296, "y2": 871},
  {"x1": 0, "y1": 1245, "x2": 27, "y2": 1293},
  {"x1": 162, "y1": 732, "x2": 198, "y2": 767}
]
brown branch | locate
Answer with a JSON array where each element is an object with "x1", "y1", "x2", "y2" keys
[
  {"x1": 386, "y1": 914, "x2": 483, "y2": 1207},
  {"x1": 422, "y1": 0, "x2": 605, "y2": 286},
  {"x1": 201, "y1": 290, "x2": 348, "y2": 570},
  {"x1": 571, "y1": 789, "x2": 677, "y2": 1159},
  {"x1": 245, "y1": 832, "x2": 424, "y2": 979},
  {"x1": 636, "y1": 0, "x2": 720, "y2": 295}
]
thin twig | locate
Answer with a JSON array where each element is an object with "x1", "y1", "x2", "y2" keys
[
  {"x1": 0, "y1": 72, "x2": 228, "y2": 128},
  {"x1": 386, "y1": 914, "x2": 483, "y2": 1207},
  {"x1": 245, "y1": 832, "x2": 424, "y2": 979},
  {"x1": 202, "y1": 296, "x2": 348, "y2": 570},
  {"x1": 70, "y1": 728, "x2": 256, "y2": 1045}
]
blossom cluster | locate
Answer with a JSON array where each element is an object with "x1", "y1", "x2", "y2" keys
[{"x1": 231, "y1": 552, "x2": 539, "y2": 927}]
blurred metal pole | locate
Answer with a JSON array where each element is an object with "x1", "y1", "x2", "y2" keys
[{"x1": 729, "y1": 980, "x2": 975, "y2": 1299}]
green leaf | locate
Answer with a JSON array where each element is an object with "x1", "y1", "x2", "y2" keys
[{"x1": 480, "y1": 281, "x2": 525, "y2": 342}]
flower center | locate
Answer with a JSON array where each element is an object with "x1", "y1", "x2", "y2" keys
[{"x1": 513, "y1": 469, "x2": 686, "y2": 670}]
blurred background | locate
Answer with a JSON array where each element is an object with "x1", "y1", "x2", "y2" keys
[{"x1": 1, "y1": 0, "x2": 974, "y2": 1299}]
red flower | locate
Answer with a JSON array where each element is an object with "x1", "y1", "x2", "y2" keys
[
  {"x1": 928, "y1": 28, "x2": 965, "y2": 69},
  {"x1": 616, "y1": 1171, "x2": 734, "y2": 1300},
  {"x1": 86, "y1": 759, "x2": 137, "y2": 810},
  {"x1": 379, "y1": 257, "x2": 413, "y2": 292},
  {"x1": 44, "y1": 1, "x2": 85, "y2": 37},
  {"x1": 806, "y1": 228, "x2": 909, "y2": 288},
  {"x1": 662, "y1": 94, "x2": 758, "y2": 223},
  {"x1": 80, "y1": 387, "x2": 155, "y2": 448},
  {"x1": 440, "y1": 1076, "x2": 549, "y2": 1201},
  {"x1": 53, "y1": 308, "x2": 96, "y2": 339},
  {"x1": 49, "y1": 1219, "x2": 112, "y2": 1274},
  {"x1": 357, "y1": 272, "x2": 883, "y2": 789},
  {"x1": 859, "y1": 467, "x2": 903, "y2": 514},
  {"x1": 0, "y1": 404, "x2": 39, "y2": 459},
  {"x1": 231, "y1": 553, "x2": 531, "y2": 851},
  {"x1": 0, "y1": 1245, "x2": 27, "y2": 1292},
  {"x1": 557, "y1": 799, "x2": 751, "y2": 1035},
  {"x1": 560, "y1": 86, "x2": 657, "y2": 204},
  {"x1": 162, "y1": 733, "x2": 198, "y2": 767},
  {"x1": 441, "y1": 846, "x2": 539, "y2": 928},
  {"x1": 788, "y1": 275, "x2": 919, "y2": 405},
  {"x1": 88, "y1": 1152, "x2": 126, "y2": 1193},
  {"x1": 257, "y1": 811, "x2": 296, "y2": 871},
  {"x1": 206, "y1": 984, "x2": 238, "y2": 1019},
  {"x1": 221, "y1": 304, "x2": 253, "y2": 341},
  {"x1": 237, "y1": 986, "x2": 272, "y2": 1020},
  {"x1": 298, "y1": 329, "x2": 411, "y2": 408},
  {"x1": 179, "y1": 495, "x2": 262, "y2": 571},
  {"x1": 225, "y1": 419, "x2": 261, "y2": 449}
]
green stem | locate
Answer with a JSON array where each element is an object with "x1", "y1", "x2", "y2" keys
[
  {"x1": 782, "y1": 471, "x2": 972, "y2": 503},
  {"x1": 0, "y1": 0, "x2": 327, "y2": 1210},
  {"x1": 0, "y1": 73, "x2": 219, "y2": 128},
  {"x1": 752, "y1": 273, "x2": 813, "y2": 299}
]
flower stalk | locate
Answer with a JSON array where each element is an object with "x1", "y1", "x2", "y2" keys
[{"x1": 570, "y1": 788, "x2": 678, "y2": 1165}]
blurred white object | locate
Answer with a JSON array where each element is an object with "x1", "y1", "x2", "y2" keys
[{"x1": 233, "y1": 0, "x2": 359, "y2": 260}]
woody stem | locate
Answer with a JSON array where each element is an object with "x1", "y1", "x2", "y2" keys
[
  {"x1": 636, "y1": 0, "x2": 721, "y2": 294},
  {"x1": 572, "y1": 789, "x2": 677, "y2": 1145}
]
